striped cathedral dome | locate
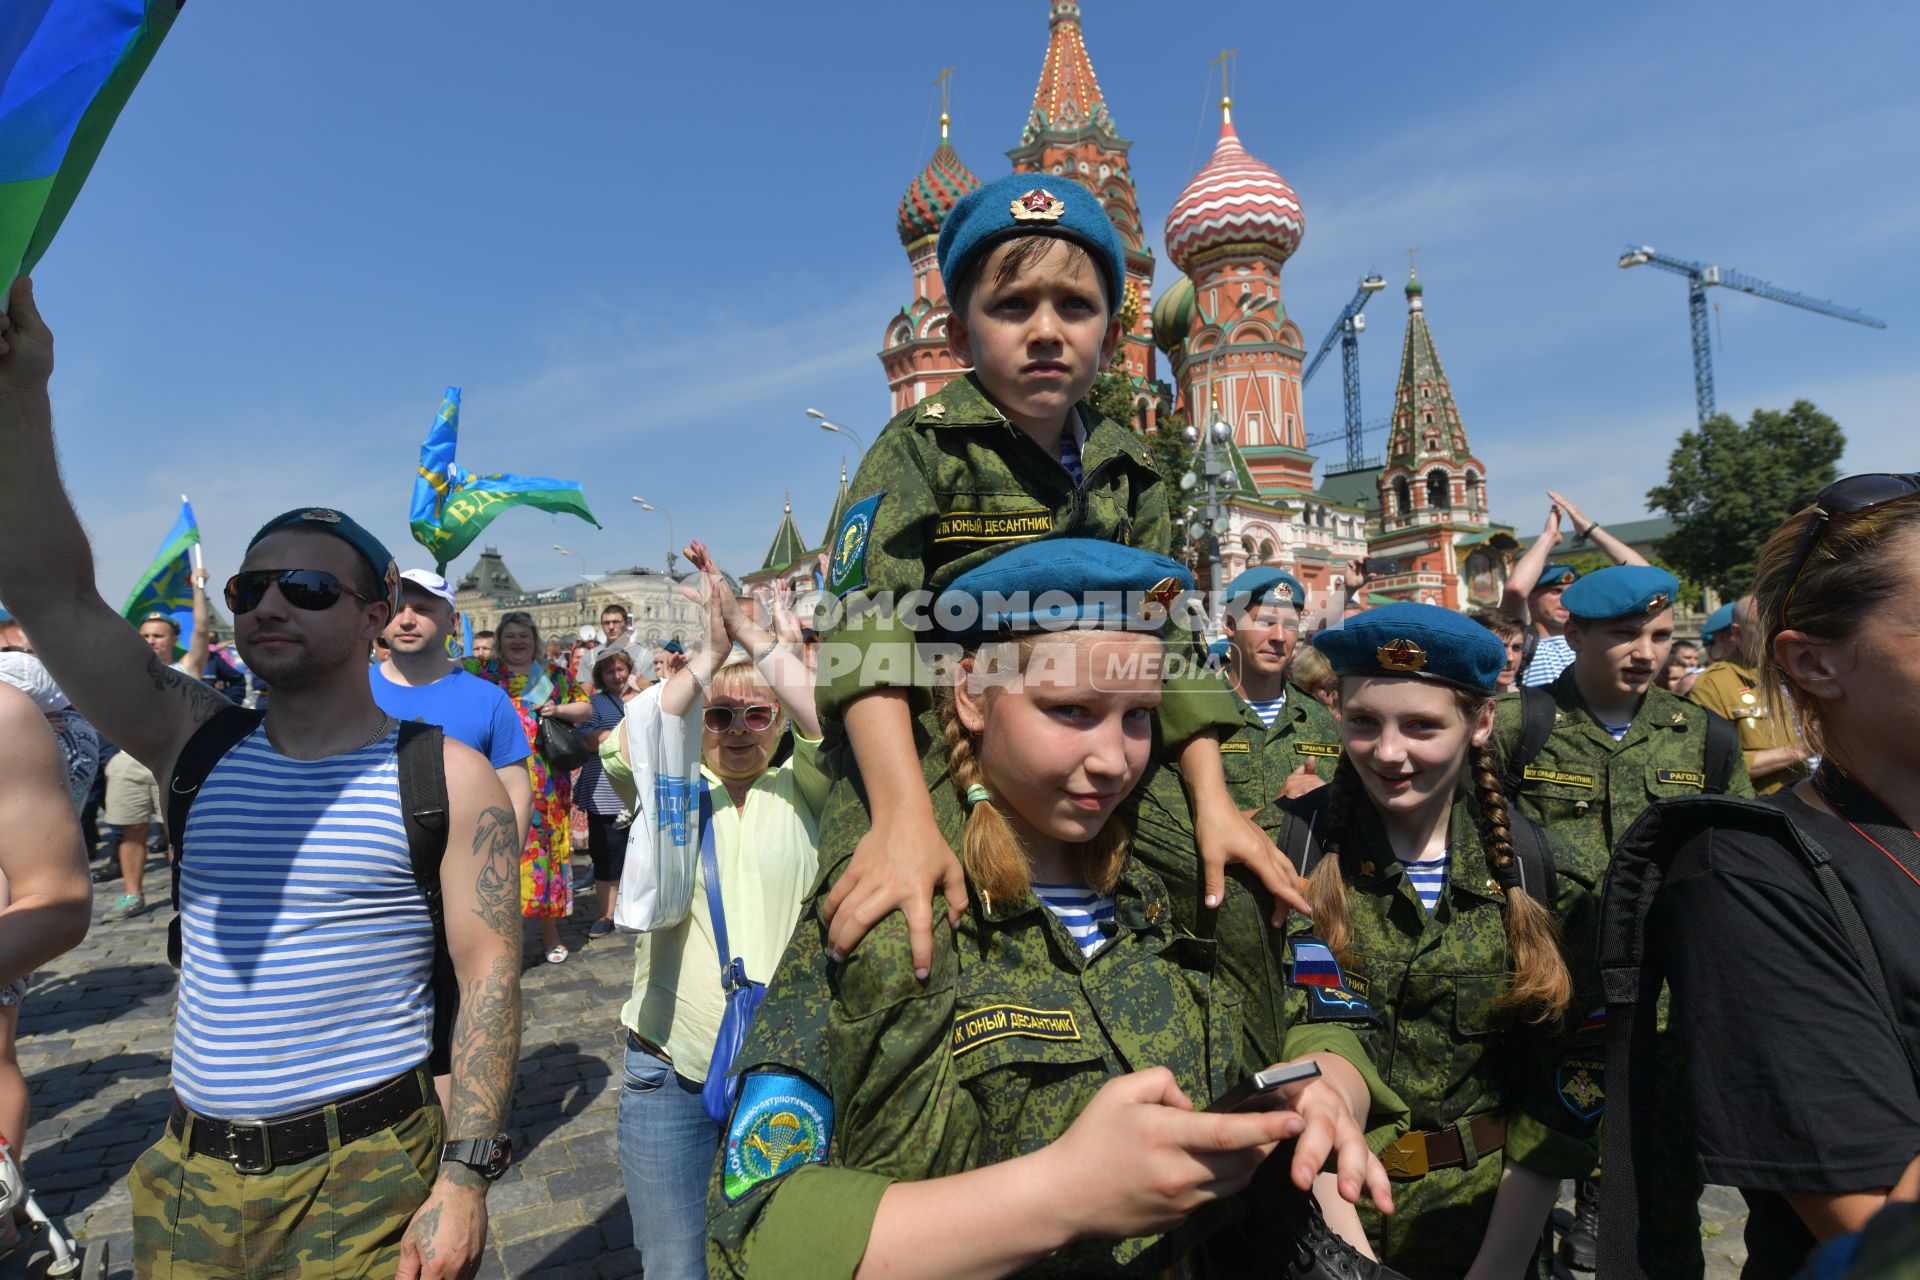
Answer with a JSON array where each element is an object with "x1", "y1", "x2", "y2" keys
[
  {"x1": 898, "y1": 118, "x2": 981, "y2": 247},
  {"x1": 1164, "y1": 106, "x2": 1304, "y2": 275}
]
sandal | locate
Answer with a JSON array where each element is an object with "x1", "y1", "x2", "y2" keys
[{"x1": 544, "y1": 944, "x2": 570, "y2": 964}]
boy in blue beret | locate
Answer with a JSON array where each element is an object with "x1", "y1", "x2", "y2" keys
[
  {"x1": 812, "y1": 173, "x2": 1276, "y2": 976},
  {"x1": 1696, "y1": 600, "x2": 1735, "y2": 658},
  {"x1": 1491, "y1": 564, "x2": 1750, "y2": 1272}
]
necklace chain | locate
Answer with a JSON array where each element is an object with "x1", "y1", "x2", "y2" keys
[{"x1": 355, "y1": 714, "x2": 393, "y2": 752}]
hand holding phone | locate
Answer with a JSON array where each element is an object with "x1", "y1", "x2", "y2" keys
[{"x1": 1204, "y1": 1061, "x2": 1322, "y2": 1113}]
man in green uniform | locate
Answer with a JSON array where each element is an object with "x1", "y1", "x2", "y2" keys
[
  {"x1": 1685, "y1": 595, "x2": 1809, "y2": 794},
  {"x1": 1492, "y1": 565, "x2": 1752, "y2": 1277}
]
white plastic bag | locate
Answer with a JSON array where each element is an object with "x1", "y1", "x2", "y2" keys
[{"x1": 614, "y1": 684, "x2": 704, "y2": 932}]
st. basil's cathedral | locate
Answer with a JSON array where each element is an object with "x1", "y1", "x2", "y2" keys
[{"x1": 766, "y1": 0, "x2": 1514, "y2": 614}]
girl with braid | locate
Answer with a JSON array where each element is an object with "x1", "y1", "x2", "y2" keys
[
  {"x1": 1278, "y1": 604, "x2": 1604, "y2": 1279},
  {"x1": 709, "y1": 541, "x2": 1403, "y2": 1279}
]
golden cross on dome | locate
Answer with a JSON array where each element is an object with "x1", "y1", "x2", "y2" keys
[
  {"x1": 933, "y1": 66, "x2": 955, "y2": 137},
  {"x1": 1403, "y1": 247, "x2": 1421, "y2": 276},
  {"x1": 1210, "y1": 48, "x2": 1239, "y2": 121}
]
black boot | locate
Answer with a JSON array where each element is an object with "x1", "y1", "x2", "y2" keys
[
  {"x1": 1274, "y1": 1185, "x2": 1411, "y2": 1280},
  {"x1": 1562, "y1": 1176, "x2": 1600, "y2": 1272}
]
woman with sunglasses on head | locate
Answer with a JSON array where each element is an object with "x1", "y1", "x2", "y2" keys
[
  {"x1": 1645, "y1": 475, "x2": 1920, "y2": 1279},
  {"x1": 465, "y1": 612, "x2": 591, "y2": 963},
  {"x1": 1275, "y1": 605, "x2": 1603, "y2": 1279},
  {"x1": 615, "y1": 541, "x2": 828, "y2": 1280}
]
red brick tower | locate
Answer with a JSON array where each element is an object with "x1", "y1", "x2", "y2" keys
[
  {"x1": 1162, "y1": 95, "x2": 1312, "y2": 494},
  {"x1": 1007, "y1": 1, "x2": 1155, "y2": 382},
  {"x1": 880, "y1": 110, "x2": 981, "y2": 414}
]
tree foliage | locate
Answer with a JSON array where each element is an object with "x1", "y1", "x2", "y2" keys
[
  {"x1": 1088, "y1": 365, "x2": 1193, "y2": 559},
  {"x1": 1645, "y1": 399, "x2": 1843, "y2": 598}
]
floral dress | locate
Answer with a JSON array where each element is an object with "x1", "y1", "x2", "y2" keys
[{"x1": 464, "y1": 658, "x2": 588, "y2": 918}]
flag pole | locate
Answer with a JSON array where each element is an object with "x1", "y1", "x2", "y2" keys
[{"x1": 183, "y1": 494, "x2": 204, "y2": 574}]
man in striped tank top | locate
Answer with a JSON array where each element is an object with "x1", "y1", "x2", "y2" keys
[{"x1": 0, "y1": 280, "x2": 523, "y2": 1279}]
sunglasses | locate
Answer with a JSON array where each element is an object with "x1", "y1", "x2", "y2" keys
[
  {"x1": 1776, "y1": 473, "x2": 1920, "y2": 627},
  {"x1": 703, "y1": 703, "x2": 779, "y2": 734},
  {"x1": 225, "y1": 569, "x2": 380, "y2": 615}
]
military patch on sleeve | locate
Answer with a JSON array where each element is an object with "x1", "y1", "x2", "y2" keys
[
  {"x1": 1556, "y1": 1052, "x2": 1606, "y2": 1121},
  {"x1": 1289, "y1": 936, "x2": 1377, "y2": 1023},
  {"x1": 1655, "y1": 768, "x2": 1706, "y2": 788},
  {"x1": 722, "y1": 1071, "x2": 834, "y2": 1202},
  {"x1": 1521, "y1": 765, "x2": 1595, "y2": 788},
  {"x1": 827, "y1": 493, "x2": 883, "y2": 598},
  {"x1": 950, "y1": 1004, "x2": 1081, "y2": 1056},
  {"x1": 1294, "y1": 741, "x2": 1341, "y2": 758}
]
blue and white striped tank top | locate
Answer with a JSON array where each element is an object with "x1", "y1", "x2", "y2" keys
[
  {"x1": 172, "y1": 726, "x2": 435, "y2": 1118},
  {"x1": 1033, "y1": 883, "x2": 1116, "y2": 958}
]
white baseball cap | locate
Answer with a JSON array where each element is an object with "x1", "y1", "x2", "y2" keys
[{"x1": 399, "y1": 569, "x2": 458, "y2": 607}]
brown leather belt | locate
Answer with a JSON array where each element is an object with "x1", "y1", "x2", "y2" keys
[
  {"x1": 1380, "y1": 1111, "x2": 1508, "y2": 1180},
  {"x1": 169, "y1": 1064, "x2": 430, "y2": 1175},
  {"x1": 627, "y1": 1028, "x2": 673, "y2": 1064}
]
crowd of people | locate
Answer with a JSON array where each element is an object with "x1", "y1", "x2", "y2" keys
[{"x1": 0, "y1": 165, "x2": 1914, "y2": 1280}]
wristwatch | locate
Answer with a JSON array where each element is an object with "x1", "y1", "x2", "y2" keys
[{"x1": 440, "y1": 1135, "x2": 513, "y2": 1182}]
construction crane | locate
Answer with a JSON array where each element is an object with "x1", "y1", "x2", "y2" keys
[
  {"x1": 1302, "y1": 273, "x2": 1387, "y2": 469},
  {"x1": 1617, "y1": 245, "x2": 1887, "y2": 425}
]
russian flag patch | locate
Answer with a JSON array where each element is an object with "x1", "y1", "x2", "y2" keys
[{"x1": 1289, "y1": 936, "x2": 1377, "y2": 1024}]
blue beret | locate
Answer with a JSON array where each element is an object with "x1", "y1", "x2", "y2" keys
[
  {"x1": 1311, "y1": 603, "x2": 1507, "y2": 694},
  {"x1": 1562, "y1": 565, "x2": 1679, "y2": 621},
  {"x1": 1533, "y1": 564, "x2": 1578, "y2": 591},
  {"x1": 936, "y1": 538, "x2": 1191, "y2": 639},
  {"x1": 247, "y1": 507, "x2": 398, "y2": 605},
  {"x1": 937, "y1": 174, "x2": 1126, "y2": 309},
  {"x1": 1699, "y1": 602, "x2": 1735, "y2": 644},
  {"x1": 662, "y1": 640, "x2": 685, "y2": 655},
  {"x1": 1224, "y1": 566, "x2": 1305, "y2": 610}
]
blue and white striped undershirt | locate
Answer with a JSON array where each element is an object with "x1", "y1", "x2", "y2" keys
[
  {"x1": 1399, "y1": 852, "x2": 1450, "y2": 913},
  {"x1": 172, "y1": 726, "x2": 434, "y2": 1118},
  {"x1": 1246, "y1": 692, "x2": 1287, "y2": 727},
  {"x1": 1033, "y1": 883, "x2": 1115, "y2": 958}
]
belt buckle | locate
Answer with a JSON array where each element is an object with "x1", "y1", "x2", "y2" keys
[
  {"x1": 225, "y1": 1118, "x2": 273, "y2": 1175},
  {"x1": 1381, "y1": 1132, "x2": 1429, "y2": 1180}
]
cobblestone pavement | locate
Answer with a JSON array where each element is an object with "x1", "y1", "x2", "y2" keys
[{"x1": 6, "y1": 848, "x2": 1751, "y2": 1279}]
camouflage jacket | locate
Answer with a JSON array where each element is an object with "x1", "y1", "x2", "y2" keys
[
  {"x1": 1493, "y1": 670, "x2": 1755, "y2": 882},
  {"x1": 1216, "y1": 680, "x2": 1343, "y2": 804},
  {"x1": 813, "y1": 373, "x2": 1240, "y2": 753},
  {"x1": 1274, "y1": 794, "x2": 1605, "y2": 1180}
]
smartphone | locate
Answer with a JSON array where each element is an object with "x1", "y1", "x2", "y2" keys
[{"x1": 1204, "y1": 1061, "x2": 1322, "y2": 1113}]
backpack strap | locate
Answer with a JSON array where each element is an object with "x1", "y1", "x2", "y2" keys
[
  {"x1": 1504, "y1": 811, "x2": 1559, "y2": 914},
  {"x1": 1702, "y1": 708, "x2": 1740, "y2": 794},
  {"x1": 1278, "y1": 787, "x2": 1332, "y2": 880},
  {"x1": 1505, "y1": 686, "x2": 1557, "y2": 793},
  {"x1": 394, "y1": 722, "x2": 456, "y2": 1074},
  {"x1": 163, "y1": 707, "x2": 265, "y2": 965}
]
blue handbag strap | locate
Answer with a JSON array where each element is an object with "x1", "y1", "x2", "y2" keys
[{"x1": 697, "y1": 782, "x2": 742, "y2": 989}]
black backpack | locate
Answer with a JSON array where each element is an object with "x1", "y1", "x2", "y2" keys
[
  {"x1": 1595, "y1": 796, "x2": 1920, "y2": 1279},
  {"x1": 1505, "y1": 686, "x2": 1741, "y2": 796},
  {"x1": 164, "y1": 708, "x2": 459, "y2": 1074},
  {"x1": 1276, "y1": 785, "x2": 1561, "y2": 914}
]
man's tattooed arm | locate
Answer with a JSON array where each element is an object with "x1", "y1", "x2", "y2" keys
[{"x1": 442, "y1": 803, "x2": 523, "y2": 1189}]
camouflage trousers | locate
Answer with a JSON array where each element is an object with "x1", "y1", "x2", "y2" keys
[{"x1": 128, "y1": 1097, "x2": 441, "y2": 1278}]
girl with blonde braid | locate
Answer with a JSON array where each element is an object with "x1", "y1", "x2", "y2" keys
[{"x1": 1278, "y1": 604, "x2": 1603, "y2": 1279}]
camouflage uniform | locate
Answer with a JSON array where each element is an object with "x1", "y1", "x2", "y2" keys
[
  {"x1": 1686, "y1": 659, "x2": 1805, "y2": 795},
  {"x1": 707, "y1": 789, "x2": 1390, "y2": 1278},
  {"x1": 1493, "y1": 668, "x2": 1753, "y2": 1279},
  {"x1": 1274, "y1": 796, "x2": 1604, "y2": 1280},
  {"x1": 128, "y1": 1087, "x2": 440, "y2": 1278}
]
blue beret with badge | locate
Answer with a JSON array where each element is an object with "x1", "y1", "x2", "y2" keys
[
  {"x1": 1698, "y1": 601, "x2": 1735, "y2": 644},
  {"x1": 1224, "y1": 566, "x2": 1305, "y2": 610},
  {"x1": 247, "y1": 507, "x2": 399, "y2": 606},
  {"x1": 1311, "y1": 602, "x2": 1507, "y2": 694},
  {"x1": 1561, "y1": 565, "x2": 1679, "y2": 622},
  {"x1": 1533, "y1": 563, "x2": 1578, "y2": 591},
  {"x1": 937, "y1": 173, "x2": 1126, "y2": 309},
  {"x1": 935, "y1": 538, "x2": 1190, "y2": 639}
]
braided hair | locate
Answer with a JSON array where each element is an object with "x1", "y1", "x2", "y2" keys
[
  {"x1": 1307, "y1": 685, "x2": 1572, "y2": 1024},
  {"x1": 934, "y1": 638, "x2": 1129, "y2": 908}
]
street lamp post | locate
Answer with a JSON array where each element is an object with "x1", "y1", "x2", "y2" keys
[
  {"x1": 553, "y1": 544, "x2": 591, "y2": 627},
  {"x1": 630, "y1": 497, "x2": 677, "y2": 574},
  {"x1": 804, "y1": 407, "x2": 868, "y2": 456},
  {"x1": 1179, "y1": 407, "x2": 1237, "y2": 633}
]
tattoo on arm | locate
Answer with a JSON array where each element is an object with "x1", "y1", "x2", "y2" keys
[
  {"x1": 471, "y1": 805, "x2": 520, "y2": 941},
  {"x1": 145, "y1": 653, "x2": 224, "y2": 725},
  {"x1": 443, "y1": 804, "x2": 523, "y2": 1178}
]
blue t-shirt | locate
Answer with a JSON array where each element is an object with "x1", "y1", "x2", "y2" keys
[{"x1": 368, "y1": 666, "x2": 531, "y2": 769}]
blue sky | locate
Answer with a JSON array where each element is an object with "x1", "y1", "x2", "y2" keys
[{"x1": 33, "y1": 0, "x2": 1920, "y2": 603}]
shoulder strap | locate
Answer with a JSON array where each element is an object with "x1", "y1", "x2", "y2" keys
[
  {"x1": 1702, "y1": 709, "x2": 1739, "y2": 794},
  {"x1": 698, "y1": 783, "x2": 734, "y2": 973},
  {"x1": 395, "y1": 722, "x2": 449, "y2": 922},
  {"x1": 165, "y1": 707, "x2": 266, "y2": 913},
  {"x1": 1506, "y1": 686, "x2": 1557, "y2": 791},
  {"x1": 1278, "y1": 787, "x2": 1332, "y2": 879},
  {"x1": 1504, "y1": 811, "x2": 1559, "y2": 913}
]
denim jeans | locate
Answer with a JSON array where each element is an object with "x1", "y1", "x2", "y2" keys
[{"x1": 617, "y1": 1038, "x2": 720, "y2": 1280}]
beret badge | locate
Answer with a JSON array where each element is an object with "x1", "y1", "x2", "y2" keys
[
  {"x1": 1137, "y1": 576, "x2": 1183, "y2": 620},
  {"x1": 1010, "y1": 188, "x2": 1066, "y2": 224},
  {"x1": 1377, "y1": 638, "x2": 1428, "y2": 673},
  {"x1": 301, "y1": 508, "x2": 344, "y2": 523},
  {"x1": 1642, "y1": 592, "x2": 1671, "y2": 615}
]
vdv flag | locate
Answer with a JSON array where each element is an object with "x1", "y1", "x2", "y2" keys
[
  {"x1": 409, "y1": 386, "x2": 600, "y2": 572},
  {"x1": 1, "y1": 0, "x2": 184, "y2": 296},
  {"x1": 120, "y1": 495, "x2": 198, "y2": 656}
]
